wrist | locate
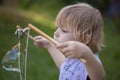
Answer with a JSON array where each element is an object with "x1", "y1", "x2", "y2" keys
[
  {"x1": 45, "y1": 43, "x2": 54, "y2": 49},
  {"x1": 81, "y1": 47, "x2": 93, "y2": 63}
]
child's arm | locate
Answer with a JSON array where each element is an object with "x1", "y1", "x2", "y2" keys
[
  {"x1": 84, "y1": 51, "x2": 105, "y2": 80},
  {"x1": 47, "y1": 44, "x2": 66, "y2": 69},
  {"x1": 56, "y1": 41, "x2": 105, "y2": 80},
  {"x1": 34, "y1": 36, "x2": 66, "y2": 69}
]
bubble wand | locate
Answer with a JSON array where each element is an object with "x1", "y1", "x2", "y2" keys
[{"x1": 28, "y1": 24, "x2": 86, "y2": 63}]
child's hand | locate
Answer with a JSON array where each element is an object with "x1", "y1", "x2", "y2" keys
[
  {"x1": 34, "y1": 36, "x2": 52, "y2": 48},
  {"x1": 56, "y1": 41, "x2": 92, "y2": 59}
]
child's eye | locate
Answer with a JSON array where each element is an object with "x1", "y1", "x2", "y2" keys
[{"x1": 62, "y1": 29, "x2": 67, "y2": 33}]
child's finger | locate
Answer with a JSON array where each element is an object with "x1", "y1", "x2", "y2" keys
[
  {"x1": 61, "y1": 47, "x2": 70, "y2": 54},
  {"x1": 34, "y1": 36, "x2": 41, "y2": 40},
  {"x1": 33, "y1": 36, "x2": 45, "y2": 47},
  {"x1": 56, "y1": 42, "x2": 68, "y2": 49},
  {"x1": 66, "y1": 53, "x2": 74, "y2": 58},
  {"x1": 34, "y1": 41, "x2": 43, "y2": 48}
]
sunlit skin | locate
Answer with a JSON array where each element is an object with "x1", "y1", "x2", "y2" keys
[
  {"x1": 34, "y1": 26, "x2": 105, "y2": 80},
  {"x1": 54, "y1": 27, "x2": 76, "y2": 43},
  {"x1": 34, "y1": 27, "x2": 76, "y2": 48}
]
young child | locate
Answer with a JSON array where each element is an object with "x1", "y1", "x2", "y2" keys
[{"x1": 34, "y1": 3, "x2": 105, "y2": 80}]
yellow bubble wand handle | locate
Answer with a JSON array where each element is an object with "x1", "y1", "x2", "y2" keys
[
  {"x1": 28, "y1": 24, "x2": 86, "y2": 63},
  {"x1": 28, "y1": 24, "x2": 60, "y2": 45}
]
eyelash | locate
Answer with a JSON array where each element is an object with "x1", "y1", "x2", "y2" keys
[
  {"x1": 55, "y1": 27, "x2": 68, "y2": 33},
  {"x1": 62, "y1": 29, "x2": 67, "y2": 33}
]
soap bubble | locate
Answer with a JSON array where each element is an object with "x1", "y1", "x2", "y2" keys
[{"x1": 2, "y1": 48, "x2": 21, "y2": 72}]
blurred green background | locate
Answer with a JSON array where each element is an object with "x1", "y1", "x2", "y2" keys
[{"x1": 0, "y1": 0, "x2": 120, "y2": 80}]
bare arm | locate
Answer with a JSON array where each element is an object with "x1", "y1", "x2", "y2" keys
[
  {"x1": 34, "y1": 36, "x2": 66, "y2": 69},
  {"x1": 56, "y1": 41, "x2": 105, "y2": 80},
  {"x1": 83, "y1": 50, "x2": 105, "y2": 80},
  {"x1": 34, "y1": 35, "x2": 105, "y2": 79},
  {"x1": 47, "y1": 44, "x2": 66, "y2": 69}
]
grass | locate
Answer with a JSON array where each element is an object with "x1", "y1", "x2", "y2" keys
[
  {"x1": 0, "y1": 4, "x2": 120, "y2": 80},
  {"x1": 100, "y1": 19, "x2": 120, "y2": 80},
  {"x1": 0, "y1": 5, "x2": 58, "y2": 80}
]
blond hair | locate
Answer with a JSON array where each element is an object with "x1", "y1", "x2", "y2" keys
[{"x1": 55, "y1": 3, "x2": 104, "y2": 53}]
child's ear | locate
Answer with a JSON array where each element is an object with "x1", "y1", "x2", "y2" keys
[{"x1": 83, "y1": 34, "x2": 91, "y2": 45}]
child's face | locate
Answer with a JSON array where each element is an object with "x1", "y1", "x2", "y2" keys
[{"x1": 54, "y1": 27, "x2": 76, "y2": 43}]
